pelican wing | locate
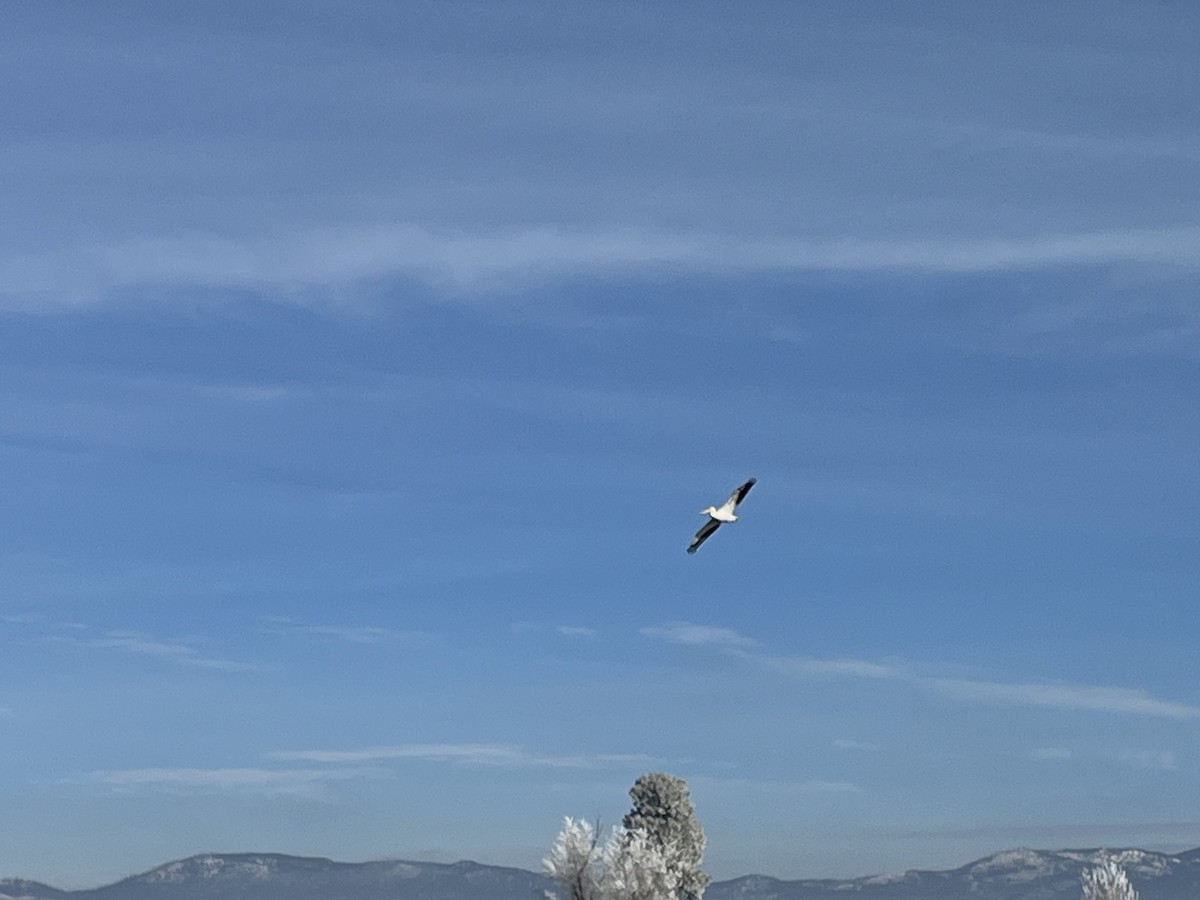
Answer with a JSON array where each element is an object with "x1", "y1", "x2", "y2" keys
[
  {"x1": 728, "y1": 477, "x2": 757, "y2": 508},
  {"x1": 687, "y1": 517, "x2": 722, "y2": 554}
]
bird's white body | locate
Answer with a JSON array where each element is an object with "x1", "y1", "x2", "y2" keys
[
  {"x1": 701, "y1": 503, "x2": 738, "y2": 522},
  {"x1": 688, "y1": 477, "x2": 756, "y2": 553}
]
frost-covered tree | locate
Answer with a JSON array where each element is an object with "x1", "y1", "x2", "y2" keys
[
  {"x1": 544, "y1": 773, "x2": 710, "y2": 900},
  {"x1": 599, "y1": 826, "x2": 684, "y2": 900},
  {"x1": 544, "y1": 817, "x2": 602, "y2": 900},
  {"x1": 543, "y1": 817, "x2": 682, "y2": 900},
  {"x1": 621, "y1": 773, "x2": 710, "y2": 900},
  {"x1": 1082, "y1": 859, "x2": 1138, "y2": 900}
]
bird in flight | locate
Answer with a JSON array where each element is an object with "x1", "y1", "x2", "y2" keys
[{"x1": 687, "y1": 477, "x2": 756, "y2": 554}]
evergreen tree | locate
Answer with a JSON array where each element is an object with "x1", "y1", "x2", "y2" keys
[{"x1": 621, "y1": 773, "x2": 710, "y2": 900}]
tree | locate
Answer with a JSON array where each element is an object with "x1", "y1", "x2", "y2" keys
[
  {"x1": 543, "y1": 817, "x2": 602, "y2": 900},
  {"x1": 1081, "y1": 859, "x2": 1138, "y2": 900},
  {"x1": 621, "y1": 773, "x2": 710, "y2": 900},
  {"x1": 599, "y1": 825, "x2": 684, "y2": 900},
  {"x1": 544, "y1": 816, "x2": 682, "y2": 900},
  {"x1": 543, "y1": 773, "x2": 711, "y2": 900}
]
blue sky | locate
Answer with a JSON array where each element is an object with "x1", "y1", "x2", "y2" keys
[{"x1": 2, "y1": 0, "x2": 1199, "y2": 889}]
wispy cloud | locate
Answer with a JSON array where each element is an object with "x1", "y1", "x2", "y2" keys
[
  {"x1": 6, "y1": 224, "x2": 1200, "y2": 312},
  {"x1": 1028, "y1": 746, "x2": 1177, "y2": 769},
  {"x1": 511, "y1": 621, "x2": 600, "y2": 638},
  {"x1": 764, "y1": 654, "x2": 907, "y2": 680},
  {"x1": 267, "y1": 742, "x2": 657, "y2": 770},
  {"x1": 1030, "y1": 747, "x2": 1072, "y2": 761},
  {"x1": 90, "y1": 766, "x2": 378, "y2": 797},
  {"x1": 691, "y1": 775, "x2": 861, "y2": 795},
  {"x1": 6, "y1": 613, "x2": 89, "y2": 631},
  {"x1": 926, "y1": 677, "x2": 1200, "y2": 719},
  {"x1": 52, "y1": 629, "x2": 263, "y2": 673},
  {"x1": 889, "y1": 820, "x2": 1200, "y2": 844},
  {"x1": 834, "y1": 739, "x2": 880, "y2": 752},
  {"x1": 260, "y1": 616, "x2": 427, "y2": 645},
  {"x1": 555, "y1": 625, "x2": 599, "y2": 638},
  {"x1": 2, "y1": 613, "x2": 44, "y2": 624},
  {"x1": 643, "y1": 622, "x2": 1200, "y2": 720},
  {"x1": 88, "y1": 743, "x2": 659, "y2": 800},
  {"x1": 640, "y1": 623, "x2": 759, "y2": 651},
  {"x1": 1115, "y1": 749, "x2": 1177, "y2": 771}
]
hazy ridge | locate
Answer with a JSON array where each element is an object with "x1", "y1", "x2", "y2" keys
[{"x1": 6, "y1": 846, "x2": 1200, "y2": 900}]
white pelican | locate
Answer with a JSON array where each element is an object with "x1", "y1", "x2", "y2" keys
[{"x1": 687, "y1": 477, "x2": 756, "y2": 554}]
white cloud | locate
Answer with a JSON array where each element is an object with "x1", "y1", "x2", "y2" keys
[
  {"x1": 509, "y1": 621, "x2": 599, "y2": 638},
  {"x1": 556, "y1": 625, "x2": 599, "y2": 638},
  {"x1": 91, "y1": 766, "x2": 377, "y2": 797},
  {"x1": 89, "y1": 743, "x2": 659, "y2": 797},
  {"x1": 834, "y1": 739, "x2": 879, "y2": 752},
  {"x1": 1030, "y1": 747, "x2": 1072, "y2": 761},
  {"x1": 260, "y1": 616, "x2": 425, "y2": 645},
  {"x1": 1115, "y1": 749, "x2": 1176, "y2": 770},
  {"x1": 55, "y1": 630, "x2": 263, "y2": 673},
  {"x1": 1030, "y1": 747, "x2": 1177, "y2": 768},
  {"x1": 763, "y1": 654, "x2": 906, "y2": 680},
  {"x1": 926, "y1": 677, "x2": 1200, "y2": 720},
  {"x1": 267, "y1": 742, "x2": 656, "y2": 769},
  {"x1": 797, "y1": 780, "x2": 860, "y2": 793},
  {"x1": 640, "y1": 623, "x2": 759, "y2": 651},
  {"x1": 6, "y1": 223, "x2": 1200, "y2": 312},
  {"x1": 889, "y1": 820, "x2": 1200, "y2": 843},
  {"x1": 642, "y1": 621, "x2": 1200, "y2": 720},
  {"x1": 692, "y1": 775, "x2": 861, "y2": 795}
]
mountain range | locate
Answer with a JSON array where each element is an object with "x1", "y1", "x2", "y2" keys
[{"x1": 5, "y1": 846, "x2": 1200, "y2": 900}]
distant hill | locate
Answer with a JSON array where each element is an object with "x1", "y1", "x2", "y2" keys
[
  {"x1": 6, "y1": 846, "x2": 1200, "y2": 900},
  {"x1": 707, "y1": 847, "x2": 1200, "y2": 900}
]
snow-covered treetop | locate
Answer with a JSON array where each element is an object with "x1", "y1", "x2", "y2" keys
[{"x1": 1082, "y1": 859, "x2": 1139, "y2": 900}]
